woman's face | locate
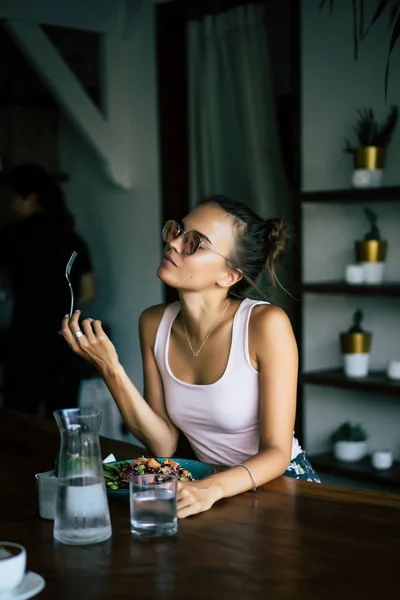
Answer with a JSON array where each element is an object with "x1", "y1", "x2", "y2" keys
[{"x1": 157, "y1": 203, "x2": 239, "y2": 293}]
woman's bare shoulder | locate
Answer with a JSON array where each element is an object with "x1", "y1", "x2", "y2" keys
[
  {"x1": 250, "y1": 303, "x2": 295, "y2": 341},
  {"x1": 248, "y1": 303, "x2": 297, "y2": 368},
  {"x1": 139, "y1": 303, "x2": 175, "y2": 347},
  {"x1": 139, "y1": 303, "x2": 171, "y2": 328}
]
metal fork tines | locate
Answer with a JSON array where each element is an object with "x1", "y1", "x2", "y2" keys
[{"x1": 65, "y1": 251, "x2": 78, "y2": 317}]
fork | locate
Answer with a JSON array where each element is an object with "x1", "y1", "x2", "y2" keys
[{"x1": 65, "y1": 251, "x2": 78, "y2": 318}]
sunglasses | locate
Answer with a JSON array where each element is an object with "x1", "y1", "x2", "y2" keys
[{"x1": 162, "y1": 219, "x2": 234, "y2": 265}]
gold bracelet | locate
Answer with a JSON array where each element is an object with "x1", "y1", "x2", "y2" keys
[{"x1": 235, "y1": 463, "x2": 257, "y2": 491}]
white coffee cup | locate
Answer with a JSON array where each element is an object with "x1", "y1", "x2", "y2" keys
[
  {"x1": 345, "y1": 264, "x2": 364, "y2": 285},
  {"x1": 371, "y1": 450, "x2": 393, "y2": 470},
  {"x1": 0, "y1": 542, "x2": 26, "y2": 593}
]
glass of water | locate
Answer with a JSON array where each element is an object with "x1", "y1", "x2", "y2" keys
[
  {"x1": 36, "y1": 470, "x2": 58, "y2": 520},
  {"x1": 130, "y1": 474, "x2": 178, "y2": 539}
]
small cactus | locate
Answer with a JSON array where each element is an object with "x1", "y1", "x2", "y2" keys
[
  {"x1": 347, "y1": 309, "x2": 365, "y2": 334},
  {"x1": 363, "y1": 207, "x2": 381, "y2": 241}
]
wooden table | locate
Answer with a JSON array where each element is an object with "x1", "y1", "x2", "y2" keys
[{"x1": 1, "y1": 410, "x2": 399, "y2": 600}]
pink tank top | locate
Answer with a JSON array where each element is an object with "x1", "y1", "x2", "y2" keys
[{"x1": 154, "y1": 298, "x2": 301, "y2": 466}]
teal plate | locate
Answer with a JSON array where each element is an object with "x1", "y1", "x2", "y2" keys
[{"x1": 104, "y1": 457, "x2": 216, "y2": 499}]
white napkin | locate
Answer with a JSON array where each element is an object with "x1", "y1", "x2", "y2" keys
[{"x1": 102, "y1": 453, "x2": 116, "y2": 464}]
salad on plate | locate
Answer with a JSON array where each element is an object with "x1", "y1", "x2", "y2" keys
[{"x1": 104, "y1": 457, "x2": 194, "y2": 491}]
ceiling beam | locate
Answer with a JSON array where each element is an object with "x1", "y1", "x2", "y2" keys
[{"x1": 5, "y1": 20, "x2": 133, "y2": 189}]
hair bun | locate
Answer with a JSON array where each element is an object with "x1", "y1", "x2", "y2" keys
[{"x1": 263, "y1": 218, "x2": 289, "y2": 283}]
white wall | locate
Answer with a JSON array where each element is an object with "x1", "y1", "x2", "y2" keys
[
  {"x1": 60, "y1": 0, "x2": 162, "y2": 393},
  {"x1": 301, "y1": 0, "x2": 400, "y2": 458}
]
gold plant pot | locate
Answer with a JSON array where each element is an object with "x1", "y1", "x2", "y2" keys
[
  {"x1": 353, "y1": 146, "x2": 386, "y2": 170},
  {"x1": 340, "y1": 332, "x2": 372, "y2": 354},
  {"x1": 355, "y1": 240, "x2": 387, "y2": 263}
]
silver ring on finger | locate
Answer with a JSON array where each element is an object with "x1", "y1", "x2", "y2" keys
[{"x1": 74, "y1": 330, "x2": 85, "y2": 339}]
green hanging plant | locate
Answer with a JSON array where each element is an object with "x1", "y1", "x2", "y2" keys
[{"x1": 320, "y1": 0, "x2": 400, "y2": 98}]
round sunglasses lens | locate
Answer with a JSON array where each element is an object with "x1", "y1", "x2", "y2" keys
[
  {"x1": 163, "y1": 220, "x2": 179, "y2": 242},
  {"x1": 183, "y1": 231, "x2": 201, "y2": 255}
]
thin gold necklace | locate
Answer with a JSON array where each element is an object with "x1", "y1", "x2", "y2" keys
[{"x1": 182, "y1": 300, "x2": 231, "y2": 358}]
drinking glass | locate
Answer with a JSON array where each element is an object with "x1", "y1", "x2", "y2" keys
[
  {"x1": 130, "y1": 474, "x2": 178, "y2": 539},
  {"x1": 36, "y1": 470, "x2": 58, "y2": 520}
]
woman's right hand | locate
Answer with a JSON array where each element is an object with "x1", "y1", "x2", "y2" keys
[{"x1": 61, "y1": 310, "x2": 120, "y2": 374}]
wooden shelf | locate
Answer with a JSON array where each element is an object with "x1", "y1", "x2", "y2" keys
[
  {"x1": 301, "y1": 187, "x2": 400, "y2": 204},
  {"x1": 301, "y1": 281, "x2": 400, "y2": 297},
  {"x1": 310, "y1": 452, "x2": 400, "y2": 489},
  {"x1": 301, "y1": 369, "x2": 400, "y2": 397}
]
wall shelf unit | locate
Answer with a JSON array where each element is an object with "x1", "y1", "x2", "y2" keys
[
  {"x1": 301, "y1": 186, "x2": 400, "y2": 204},
  {"x1": 309, "y1": 453, "x2": 400, "y2": 489},
  {"x1": 301, "y1": 369, "x2": 400, "y2": 397},
  {"x1": 301, "y1": 282, "x2": 400, "y2": 297},
  {"x1": 299, "y1": 187, "x2": 400, "y2": 487}
]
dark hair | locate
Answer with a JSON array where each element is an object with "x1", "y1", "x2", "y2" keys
[
  {"x1": 0, "y1": 163, "x2": 74, "y2": 233},
  {"x1": 199, "y1": 195, "x2": 290, "y2": 298}
]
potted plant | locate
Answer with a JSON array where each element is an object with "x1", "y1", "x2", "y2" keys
[
  {"x1": 331, "y1": 422, "x2": 368, "y2": 462},
  {"x1": 355, "y1": 208, "x2": 387, "y2": 284},
  {"x1": 345, "y1": 106, "x2": 398, "y2": 188},
  {"x1": 340, "y1": 309, "x2": 372, "y2": 378}
]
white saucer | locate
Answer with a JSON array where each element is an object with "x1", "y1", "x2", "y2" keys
[{"x1": 0, "y1": 572, "x2": 45, "y2": 600}]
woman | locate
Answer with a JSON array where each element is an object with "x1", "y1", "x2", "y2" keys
[
  {"x1": 0, "y1": 163, "x2": 96, "y2": 416},
  {"x1": 61, "y1": 195, "x2": 320, "y2": 519}
]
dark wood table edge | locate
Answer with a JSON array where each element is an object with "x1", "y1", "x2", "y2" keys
[{"x1": 3, "y1": 409, "x2": 400, "y2": 510}]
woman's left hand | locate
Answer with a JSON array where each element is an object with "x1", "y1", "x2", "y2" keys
[{"x1": 177, "y1": 481, "x2": 222, "y2": 519}]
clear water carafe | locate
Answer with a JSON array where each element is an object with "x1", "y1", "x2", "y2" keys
[{"x1": 53, "y1": 408, "x2": 112, "y2": 545}]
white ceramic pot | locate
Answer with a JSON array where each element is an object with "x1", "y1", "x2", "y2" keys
[
  {"x1": 362, "y1": 261, "x2": 385, "y2": 285},
  {"x1": 333, "y1": 440, "x2": 368, "y2": 462},
  {"x1": 0, "y1": 542, "x2": 26, "y2": 593},
  {"x1": 371, "y1": 450, "x2": 393, "y2": 470},
  {"x1": 343, "y1": 353, "x2": 370, "y2": 378},
  {"x1": 352, "y1": 168, "x2": 383, "y2": 188},
  {"x1": 345, "y1": 264, "x2": 364, "y2": 285},
  {"x1": 387, "y1": 359, "x2": 400, "y2": 381}
]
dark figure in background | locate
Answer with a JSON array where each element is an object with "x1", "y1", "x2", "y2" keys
[{"x1": 0, "y1": 163, "x2": 96, "y2": 416}]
